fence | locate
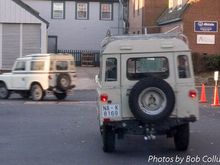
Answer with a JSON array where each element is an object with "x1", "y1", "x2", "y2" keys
[{"x1": 57, "y1": 50, "x2": 100, "y2": 66}]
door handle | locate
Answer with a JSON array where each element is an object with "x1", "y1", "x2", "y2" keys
[{"x1": 126, "y1": 89, "x2": 131, "y2": 96}]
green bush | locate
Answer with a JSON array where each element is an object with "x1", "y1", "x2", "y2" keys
[{"x1": 206, "y1": 55, "x2": 220, "y2": 71}]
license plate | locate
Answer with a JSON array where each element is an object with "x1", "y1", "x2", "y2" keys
[{"x1": 102, "y1": 104, "x2": 120, "y2": 118}]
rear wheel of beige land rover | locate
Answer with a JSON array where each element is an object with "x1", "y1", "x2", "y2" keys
[
  {"x1": 129, "y1": 77, "x2": 175, "y2": 123},
  {"x1": 102, "y1": 125, "x2": 115, "y2": 153},
  {"x1": 174, "y1": 123, "x2": 189, "y2": 151}
]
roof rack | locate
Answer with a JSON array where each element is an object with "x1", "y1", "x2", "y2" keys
[{"x1": 101, "y1": 33, "x2": 188, "y2": 48}]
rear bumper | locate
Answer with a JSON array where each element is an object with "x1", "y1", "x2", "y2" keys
[{"x1": 102, "y1": 116, "x2": 197, "y2": 135}]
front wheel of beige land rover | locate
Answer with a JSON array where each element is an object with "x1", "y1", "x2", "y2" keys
[{"x1": 129, "y1": 77, "x2": 175, "y2": 123}]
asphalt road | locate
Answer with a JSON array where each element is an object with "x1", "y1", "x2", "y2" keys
[{"x1": 0, "y1": 89, "x2": 220, "y2": 165}]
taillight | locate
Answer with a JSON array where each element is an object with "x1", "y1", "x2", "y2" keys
[
  {"x1": 189, "y1": 90, "x2": 197, "y2": 98},
  {"x1": 100, "y1": 94, "x2": 108, "y2": 102}
]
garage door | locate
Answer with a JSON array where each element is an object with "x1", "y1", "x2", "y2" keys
[
  {"x1": 2, "y1": 24, "x2": 20, "y2": 70},
  {"x1": 22, "y1": 24, "x2": 41, "y2": 55}
]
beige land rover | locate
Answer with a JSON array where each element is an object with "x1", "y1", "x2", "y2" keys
[
  {"x1": 96, "y1": 33, "x2": 199, "y2": 152},
  {"x1": 0, "y1": 54, "x2": 76, "y2": 101}
]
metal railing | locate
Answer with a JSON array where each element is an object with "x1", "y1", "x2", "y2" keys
[{"x1": 57, "y1": 50, "x2": 100, "y2": 66}]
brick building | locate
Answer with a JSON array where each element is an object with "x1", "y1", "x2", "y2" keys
[
  {"x1": 158, "y1": 0, "x2": 220, "y2": 55},
  {"x1": 128, "y1": 0, "x2": 167, "y2": 34},
  {"x1": 129, "y1": 0, "x2": 220, "y2": 55}
]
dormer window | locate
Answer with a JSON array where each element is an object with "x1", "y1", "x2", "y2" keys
[
  {"x1": 177, "y1": 0, "x2": 183, "y2": 10},
  {"x1": 169, "y1": 0, "x2": 174, "y2": 13}
]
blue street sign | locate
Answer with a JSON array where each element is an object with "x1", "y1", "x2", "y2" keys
[{"x1": 194, "y1": 21, "x2": 218, "y2": 32}]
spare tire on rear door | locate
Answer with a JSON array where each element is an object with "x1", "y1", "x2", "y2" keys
[
  {"x1": 56, "y1": 73, "x2": 71, "y2": 91},
  {"x1": 129, "y1": 77, "x2": 175, "y2": 123}
]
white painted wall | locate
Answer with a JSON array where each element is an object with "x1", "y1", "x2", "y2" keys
[{"x1": 23, "y1": 0, "x2": 122, "y2": 51}]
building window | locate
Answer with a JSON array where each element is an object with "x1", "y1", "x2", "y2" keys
[
  {"x1": 100, "y1": 3, "x2": 113, "y2": 20},
  {"x1": 169, "y1": 0, "x2": 174, "y2": 12},
  {"x1": 76, "y1": 2, "x2": 89, "y2": 20},
  {"x1": 177, "y1": 0, "x2": 183, "y2": 10},
  {"x1": 52, "y1": 2, "x2": 65, "y2": 19}
]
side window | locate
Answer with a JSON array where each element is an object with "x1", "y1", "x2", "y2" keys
[
  {"x1": 14, "y1": 61, "x2": 26, "y2": 71},
  {"x1": 105, "y1": 58, "x2": 117, "y2": 81},
  {"x1": 31, "y1": 61, "x2": 45, "y2": 71},
  {"x1": 177, "y1": 55, "x2": 191, "y2": 78},
  {"x1": 56, "y1": 61, "x2": 68, "y2": 70}
]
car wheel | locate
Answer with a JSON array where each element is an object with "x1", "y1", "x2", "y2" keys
[
  {"x1": 129, "y1": 77, "x2": 175, "y2": 123},
  {"x1": 20, "y1": 91, "x2": 30, "y2": 99},
  {"x1": 54, "y1": 92, "x2": 67, "y2": 100},
  {"x1": 174, "y1": 123, "x2": 189, "y2": 151},
  {"x1": 31, "y1": 84, "x2": 44, "y2": 101},
  {"x1": 102, "y1": 125, "x2": 115, "y2": 153},
  {"x1": 56, "y1": 73, "x2": 71, "y2": 91},
  {"x1": 0, "y1": 83, "x2": 10, "y2": 99}
]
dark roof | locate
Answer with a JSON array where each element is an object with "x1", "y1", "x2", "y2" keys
[
  {"x1": 157, "y1": 3, "x2": 189, "y2": 25},
  {"x1": 12, "y1": 0, "x2": 49, "y2": 27}
]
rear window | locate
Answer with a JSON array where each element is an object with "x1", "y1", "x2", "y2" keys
[
  {"x1": 56, "y1": 61, "x2": 68, "y2": 70},
  {"x1": 127, "y1": 57, "x2": 169, "y2": 80}
]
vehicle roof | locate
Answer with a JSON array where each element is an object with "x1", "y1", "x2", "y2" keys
[
  {"x1": 101, "y1": 33, "x2": 190, "y2": 55},
  {"x1": 16, "y1": 53, "x2": 74, "y2": 61}
]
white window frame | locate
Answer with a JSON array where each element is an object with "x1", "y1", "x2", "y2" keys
[
  {"x1": 100, "y1": 3, "x2": 113, "y2": 20},
  {"x1": 52, "y1": 1, "x2": 65, "y2": 19},
  {"x1": 169, "y1": 0, "x2": 174, "y2": 12},
  {"x1": 177, "y1": 0, "x2": 183, "y2": 10},
  {"x1": 76, "y1": 2, "x2": 89, "y2": 20}
]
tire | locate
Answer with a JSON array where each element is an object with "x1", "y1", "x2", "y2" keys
[
  {"x1": 0, "y1": 83, "x2": 10, "y2": 99},
  {"x1": 31, "y1": 84, "x2": 44, "y2": 101},
  {"x1": 20, "y1": 91, "x2": 30, "y2": 99},
  {"x1": 54, "y1": 92, "x2": 67, "y2": 100},
  {"x1": 56, "y1": 73, "x2": 71, "y2": 91},
  {"x1": 174, "y1": 123, "x2": 189, "y2": 151},
  {"x1": 129, "y1": 77, "x2": 175, "y2": 123},
  {"x1": 102, "y1": 125, "x2": 115, "y2": 153}
]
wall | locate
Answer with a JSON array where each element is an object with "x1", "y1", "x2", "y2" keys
[
  {"x1": 183, "y1": 0, "x2": 220, "y2": 54},
  {"x1": 23, "y1": 0, "x2": 121, "y2": 51},
  {"x1": 128, "y1": 0, "x2": 144, "y2": 34},
  {"x1": 143, "y1": 0, "x2": 167, "y2": 33}
]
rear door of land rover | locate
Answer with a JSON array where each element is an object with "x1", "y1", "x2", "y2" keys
[{"x1": 97, "y1": 55, "x2": 122, "y2": 122}]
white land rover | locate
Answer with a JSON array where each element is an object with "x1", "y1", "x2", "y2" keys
[
  {"x1": 0, "y1": 54, "x2": 76, "y2": 101},
  {"x1": 96, "y1": 33, "x2": 199, "y2": 152}
]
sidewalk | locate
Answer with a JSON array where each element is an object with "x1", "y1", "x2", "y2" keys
[{"x1": 75, "y1": 67, "x2": 99, "y2": 90}]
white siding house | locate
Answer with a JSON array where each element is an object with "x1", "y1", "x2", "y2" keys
[
  {"x1": 0, "y1": 0, "x2": 48, "y2": 70},
  {"x1": 22, "y1": 0, "x2": 123, "y2": 52}
]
